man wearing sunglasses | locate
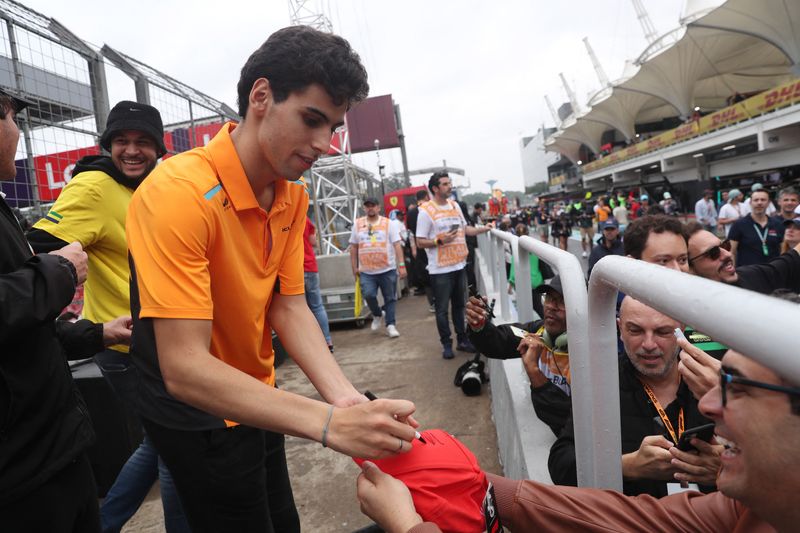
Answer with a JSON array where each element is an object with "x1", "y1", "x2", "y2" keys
[
  {"x1": 687, "y1": 224, "x2": 800, "y2": 294},
  {"x1": 357, "y1": 346, "x2": 800, "y2": 533}
]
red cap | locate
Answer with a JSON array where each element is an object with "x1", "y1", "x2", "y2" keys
[{"x1": 354, "y1": 429, "x2": 488, "y2": 533}]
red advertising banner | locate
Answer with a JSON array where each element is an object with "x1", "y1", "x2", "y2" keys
[{"x1": 34, "y1": 146, "x2": 101, "y2": 202}]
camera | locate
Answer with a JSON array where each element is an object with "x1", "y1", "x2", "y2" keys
[{"x1": 454, "y1": 354, "x2": 487, "y2": 396}]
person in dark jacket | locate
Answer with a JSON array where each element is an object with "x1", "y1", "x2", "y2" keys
[
  {"x1": 548, "y1": 297, "x2": 721, "y2": 497},
  {"x1": 466, "y1": 276, "x2": 570, "y2": 435},
  {"x1": 587, "y1": 219, "x2": 624, "y2": 279},
  {"x1": 0, "y1": 90, "x2": 130, "y2": 532}
]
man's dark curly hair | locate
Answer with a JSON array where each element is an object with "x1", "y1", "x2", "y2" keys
[
  {"x1": 237, "y1": 25, "x2": 369, "y2": 118},
  {"x1": 623, "y1": 215, "x2": 687, "y2": 258}
]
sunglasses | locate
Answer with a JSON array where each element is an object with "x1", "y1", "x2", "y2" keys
[
  {"x1": 719, "y1": 369, "x2": 800, "y2": 407},
  {"x1": 689, "y1": 239, "x2": 731, "y2": 263}
]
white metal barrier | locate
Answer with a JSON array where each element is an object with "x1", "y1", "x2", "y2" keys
[
  {"x1": 587, "y1": 255, "x2": 800, "y2": 490},
  {"x1": 478, "y1": 229, "x2": 597, "y2": 485}
]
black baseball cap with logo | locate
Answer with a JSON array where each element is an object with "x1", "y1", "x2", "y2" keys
[{"x1": 362, "y1": 196, "x2": 380, "y2": 206}]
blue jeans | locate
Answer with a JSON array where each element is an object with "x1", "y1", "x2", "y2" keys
[
  {"x1": 429, "y1": 267, "x2": 467, "y2": 347},
  {"x1": 304, "y1": 271, "x2": 331, "y2": 344},
  {"x1": 100, "y1": 434, "x2": 189, "y2": 533},
  {"x1": 94, "y1": 350, "x2": 189, "y2": 533},
  {"x1": 359, "y1": 270, "x2": 398, "y2": 326}
]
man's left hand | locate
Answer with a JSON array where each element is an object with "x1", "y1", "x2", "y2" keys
[
  {"x1": 103, "y1": 315, "x2": 133, "y2": 346},
  {"x1": 357, "y1": 461, "x2": 422, "y2": 533}
]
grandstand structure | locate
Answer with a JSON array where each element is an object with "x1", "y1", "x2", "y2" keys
[{"x1": 538, "y1": 0, "x2": 800, "y2": 205}]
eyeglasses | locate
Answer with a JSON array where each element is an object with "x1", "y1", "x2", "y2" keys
[
  {"x1": 689, "y1": 239, "x2": 731, "y2": 263},
  {"x1": 719, "y1": 369, "x2": 800, "y2": 407},
  {"x1": 542, "y1": 293, "x2": 565, "y2": 310}
]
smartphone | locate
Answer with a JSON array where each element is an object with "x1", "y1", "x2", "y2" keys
[
  {"x1": 450, "y1": 223, "x2": 460, "y2": 232},
  {"x1": 676, "y1": 423, "x2": 715, "y2": 452}
]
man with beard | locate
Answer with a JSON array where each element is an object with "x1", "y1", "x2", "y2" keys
[
  {"x1": 27, "y1": 102, "x2": 191, "y2": 532},
  {"x1": 548, "y1": 297, "x2": 720, "y2": 497},
  {"x1": 686, "y1": 224, "x2": 800, "y2": 294},
  {"x1": 466, "y1": 276, "x2": 571, "y2": 435}
]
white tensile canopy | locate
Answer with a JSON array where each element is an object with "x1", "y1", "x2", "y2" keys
[{"x1": 548, "y1": 0, "x2": 799, "y2": 157}]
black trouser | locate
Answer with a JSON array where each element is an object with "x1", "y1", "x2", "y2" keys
[
  {"x1": 143, "y1": 418, "x2": 300, "y2": 533},
  {"x1": 430, "y1": 267, "x2": 468, "y2": 347},
  {"x1": 0, "y1": 452, "x2": 100, "y2": 533}
]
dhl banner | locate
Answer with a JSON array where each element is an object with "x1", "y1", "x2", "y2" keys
[{"x1": 582, "y1": 78, "x2": 800, "y2": 174}]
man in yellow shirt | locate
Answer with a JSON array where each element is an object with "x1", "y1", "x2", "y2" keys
[{"x1": 27, "y1": 102, "x2": 190, "y2": 532}]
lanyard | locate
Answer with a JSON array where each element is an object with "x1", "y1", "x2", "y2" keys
[
  {"x1": 639, "y1": 379, "x2": 684, "y2": 444},
  {"x1": 752, "y1": 222, "x2": 770, "y2": 256}
]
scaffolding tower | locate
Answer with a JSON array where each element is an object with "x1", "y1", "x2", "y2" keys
[{"x1": 288, "y1": 0, "x2": 379, "y2": 254}]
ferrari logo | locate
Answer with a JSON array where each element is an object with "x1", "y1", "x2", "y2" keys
[{"x1": 389, "y1": 196, "x2": 398, "y2": 206}]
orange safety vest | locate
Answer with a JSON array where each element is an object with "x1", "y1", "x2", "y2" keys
[
  {"x1": 354, "y1": 216, "x2": 393, "y2": 273},
  {"x1": 419, "y1": 199, "x2": 468, "y2": 268}
]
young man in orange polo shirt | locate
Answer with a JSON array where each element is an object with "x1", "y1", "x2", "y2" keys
[{"x1": 126, "y1": 26, "x2": 418, "y2": 533}]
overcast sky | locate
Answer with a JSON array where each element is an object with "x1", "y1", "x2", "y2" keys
[{"x1": 23, "y1": 0, "x2": 697, "y2": 193}]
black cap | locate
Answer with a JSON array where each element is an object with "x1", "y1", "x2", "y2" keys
[
  {"x1": 534, "y1": 275, "x2": 563, "y2": 297},
  {"x1": 602, "y1": 220, "x2": 619, "y2": 229},
  {"x1": 362, "y1": 196, "x2": 380, "y2": 206},
  {"x1": 100, "y1": 101, "x2": 166, "y2": 157},
  {"x1": 783, "y1": 217, "x2": 800, "y2": 228},
  {"x1": 0, "y1": 88, "x2": 33, "y2": 113}
]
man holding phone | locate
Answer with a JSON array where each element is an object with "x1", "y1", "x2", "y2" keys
[
  {"x1": 415, "y1": 171, "x2": 493, "y2": 359},
  {"x1": 548, "y1": 296, "x2": 721, "y2": 497}
]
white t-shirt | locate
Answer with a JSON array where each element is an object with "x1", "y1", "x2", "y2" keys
[
  {"x1": 349, "y1": 216, "x2": 402, "y2": 274},
  {"x1": 612, "y1": 205, "x2": 629, "y2": 225},
  {"x1": 718, "y1": 203, "x2": 743, "y2": 237},
  {"x1": 416, "y1": 201, "x2": 468, "y2": 275},
  {"x1": 741, "y1": 197, "x2": 777, "y2": 217}
]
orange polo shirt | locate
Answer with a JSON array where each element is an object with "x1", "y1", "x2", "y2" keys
[{"x1": 126, "y1": 122, "x2": 307, "y2": 429}]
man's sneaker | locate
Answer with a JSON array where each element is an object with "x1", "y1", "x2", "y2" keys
[
  {"x1": 328, "y1": 344, "x2": 334, "y2": 354},
  {"x1": 387, "y1": 325, "x2": 400, "y2": 338},
  {"x1": 429, "y1": 304, "x2": 436, "y2": 313},
  {"x1": 581, "y1": 251, "x2": 588, "y2": 258},
  {"x1": 442, "y1": 344, "x2": 454, "y2": 359},
  {"x1": 371, "y1": 312, "x2": 383, "y2": 331},
  {"x1": 456, "y1": 339, "x2": 477, "y2": 353}
]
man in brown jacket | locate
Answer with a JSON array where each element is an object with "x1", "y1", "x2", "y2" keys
[{"x1": 356, "y1": 347, "x2": 800, "y2": 533}]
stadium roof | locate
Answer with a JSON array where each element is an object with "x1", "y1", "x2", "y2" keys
[{"x1": 546, "y1": 0, "x2": 799, "y2": 159}]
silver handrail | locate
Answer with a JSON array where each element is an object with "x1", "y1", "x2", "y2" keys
[{"x1": 587, "y1": 255, "x2": 800, "y2": 490}]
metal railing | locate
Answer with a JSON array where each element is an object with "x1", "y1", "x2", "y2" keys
[{"x1": 586, "y1": 255, "x2": 800, "y2": 490}]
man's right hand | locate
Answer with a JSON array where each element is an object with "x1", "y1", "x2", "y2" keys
[
  {"x1": 621, "y1": 435, "x2": 677, "y2": 480},
  {"x1": 50, "y1": 241, "x2": 88, "y2": 285},
  {"x1": 465, "y1": 296, "x2": 487, "y2": 330},
  {"x1": 438, "y1": 229, "x2": 458, "y2": 244}
]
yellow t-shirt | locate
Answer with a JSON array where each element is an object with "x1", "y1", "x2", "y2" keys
[{"x1": 33, "y1": 170, "x2": 133, "y2": 351}]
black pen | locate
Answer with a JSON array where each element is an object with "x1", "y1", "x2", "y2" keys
[{"x1": 364, "y1": 390, "x2": 426, "y2": 444}]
